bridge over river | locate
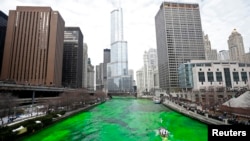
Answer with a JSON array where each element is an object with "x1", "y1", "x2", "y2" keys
[
  {"x1": 20, "y1": 97, "x2": 207, "y2": 141},
  {"x1": 107, "y1": 92, "x2": 137, "y2": 98}
]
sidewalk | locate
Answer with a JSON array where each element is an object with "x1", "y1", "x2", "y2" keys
[
  {"x1": 162, "y1": 99, "x2": 229, "y2": 125},
  {"x1": 3, "y1": 101, "x2": 105, "y2": 128},
  {"x1": 0, "y1": 112, "x2": 46, "y2": 127}
]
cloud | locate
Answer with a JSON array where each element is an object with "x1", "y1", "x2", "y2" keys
[{"x1": 1, "y1": 0, "x2": 250, "y2": 77}]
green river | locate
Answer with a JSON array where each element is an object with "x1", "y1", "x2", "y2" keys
[{"x1": 21, "y1": 97, "x2": 208, "y2": 141}]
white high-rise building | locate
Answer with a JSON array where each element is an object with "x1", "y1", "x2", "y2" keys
[
  {"x1": 203, "y1": 33, "x2": 217, "y2": 60},
  {"x1": 87, "y1": 58, "x2": 95, "y2": 91},
  {"x1": 228, "y1": 29, "x2": 245, "y2": 62},
  {"x1": 136, "y1": 68, "x2": 144, "y2": 96},
  {"x1": 136, "y1": 48, "x2": 159, "y2": 96},
  {"x1": 218, "y1": 50, "x2": 230, "y2": 61},
  {"x1": 96, "y1": 63, "x2": 103, "y2": 90},
  {"x1": 143, "y1": 48, "x2": 158, "y2": 92}
]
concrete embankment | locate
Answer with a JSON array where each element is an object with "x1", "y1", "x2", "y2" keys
[
  {"x1": 7, "y1": 101, "x2": 105, "y2": 127},
  {"x1": 162, "y1": 100, "x2": 228, "y2": 125}
]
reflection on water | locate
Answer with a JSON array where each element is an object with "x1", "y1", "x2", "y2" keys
[{"x1": 21, "y1": 97, "x2": 208, "y2": 141}]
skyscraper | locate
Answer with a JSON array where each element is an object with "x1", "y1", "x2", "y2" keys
[
  {"x1": 136, "y1": 48, "x2": 159, "y2": 96},
  {"x1": 136, "y1": 68, "x2": 144, "y2": 95},
  {"x1": 82, "y1": 43, "x2": 88, "y2": 88},
  {"x1": 103, "y1": 48, "x2": 110, "y2": 92},
  {"x1": 218, "y1": 50, "x2": 230, "y2": 61},
  {"x1": 62, "y1": 27, "x2": 83, "y2": 88},
  {"x1": 87, "y1": 58, "x2": 95, "y2": 91},
  {"x1": 107, "y1": 7, "x2": 131, "y2": 92},
  {"x1": 96, "y1": 63, "x2": 103, "y2": 90},
  {"x1": 143, "y1": 48, "x2": 158, "y2": 92},
  {"x1": 228, "y1": 29, "x2": 245, "y2": 62},
  {"x1": 0, "y1": 11, "x2": 8, "y2": 76},
  {"x1": 155, "y1": 2, "x2": 205, "y2": 92},
  {"x1": 1, "y1": 6, "x2": 65, "y2": 87},
  {"x1": 203, "y1": 33, "x2": 217, "y2": 60}
]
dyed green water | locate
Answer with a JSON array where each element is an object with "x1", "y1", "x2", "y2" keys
[{"x1": 21, "y1": 97, "x2": 208, "y2": 141}]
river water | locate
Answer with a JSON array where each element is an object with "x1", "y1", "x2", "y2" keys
[{"x1": 21, "y1": 97, "x2": 208, "y2": 141}]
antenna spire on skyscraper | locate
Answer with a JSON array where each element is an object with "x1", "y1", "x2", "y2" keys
[{"x1": 118, "y1": 0, "x2": 121, "y2": 8}]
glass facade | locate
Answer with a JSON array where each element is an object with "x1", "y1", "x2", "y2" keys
[
  {"x1": 178, "y1": 63, "x2": 193, "y2": 88},
  {"x1": 62, "y1": 27, "x2": 83, "y2": 88},
  {"x1": 107, "y1": 7, "x2": 131, "y2": 92},
  {"x1": 111, "y1": 8, "x2": 123, "y2": 43},
  {"x1": 224, "y1": 68, "x2": 232, "y2": 88}
]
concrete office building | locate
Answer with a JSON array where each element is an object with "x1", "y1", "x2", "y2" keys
[
  {"x1": 87, "y1": 58, "x2": 95, "y2": 91},
  {"x1": 136, "y1": 48, "x2": 159, "y2": 96},
  {"x1": 1, "y1": 6, "x2": 65, "y2": 87},
  {"x1": 136, "y1": 68, "x2": 144, "y2": 95},
  {"x1": 96, "y1": 63, "x2": 103, "y2": 90},
  {"x1": 218, "y1": 50, "x2": 230, "y2": 61},
  {"x1": 82, "y1": 43, "x2": 88, "y2": 88},
  {"x1": 103, "y1": 48, "x2": 110, "y2": 92},
  {"x1": 62, "y1": 27, "x2": 83, "y2": 88},
  {"x1": 143, "y1": 48, "x2": 158, "y2": 92},
  {"x1": 128, "y1": 69, "x2": 134, "y2": 92},
  {"x1": 203, "y1": 34, "x2": 217, "y2": 60},
  {"x1": 155, "y1": 2, "x2": 205, "y2": 92},
  {"x1": 178, "y1": 60, "x2": 250, "y2": 91},
  {"x1": 0, "y1": 11, "x2": 8, "y2": 76},
  {"x1": 228, "y1": 29, "x2": 245, "y2": 62},
  {"x1": 244, "y1": 52, "x2": 250, "y2": 64}
]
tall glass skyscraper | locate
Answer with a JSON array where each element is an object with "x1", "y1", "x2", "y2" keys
[{"x1": 107, "y1": 7, "x2": 131, "y2": 92}]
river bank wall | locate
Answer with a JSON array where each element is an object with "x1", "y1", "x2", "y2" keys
[{"x1": 162, "y1": 99, "x2": 228, "y2": 125}]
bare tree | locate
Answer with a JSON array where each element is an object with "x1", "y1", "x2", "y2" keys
[
  {"x1": 0, "y1": 93, "x2": 18, "y2": 126},
  {"x1": 94, "y1": 90, "x2": 107, "y2": 101}
]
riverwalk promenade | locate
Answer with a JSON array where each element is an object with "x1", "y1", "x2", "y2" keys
[
  {"x1": 162, "y1": 99, "x2": 229, "y2": 125},
  {"x1": 6, "y1": 101, "x2": 104, "y2": 127}
]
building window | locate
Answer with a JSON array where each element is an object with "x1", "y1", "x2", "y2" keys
[
  {"x1": 239, "y1": 63, "x2": 245, "y2": 67},
  {"x1": 207, "y1": 72, "x2": 214, "y2": 82},
  {"x1": 205, "y1": 63, "x2": 211, "y2": 67},
  {"x1": 233, "y1": 72, "x2": 239, "y2": 82},
  {"x1": 198, "y1": 72, "x2": 205, "y2": 82},
  {"x1": 241, "y1": 72, "x2": 247, "y2": 82},
  {"x1": 200, "y1": 68, "x2": 202, "y2": 71},
  {"x1": 216, "y1": 72, "x2": 222, "y2": 81}
]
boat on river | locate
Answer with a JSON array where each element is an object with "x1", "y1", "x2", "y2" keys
[
  {"x1": 153, "y1": 96, "x2": 161, "y2": 104},
  {"x1": 159, "y1": 127, "x2": 169, "y2": 138}
]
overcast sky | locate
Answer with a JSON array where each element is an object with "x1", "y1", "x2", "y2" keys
[{"x1": 1, "y1": 0, "x2": 250, "y2": 74}]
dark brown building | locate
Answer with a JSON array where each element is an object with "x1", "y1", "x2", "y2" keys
[
  {"x1": 0, "y1": 11, "x2": 8, "y2": 76},
  {"x1": 1, "y1": 6, "x2": 65, "y2": 87}
]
